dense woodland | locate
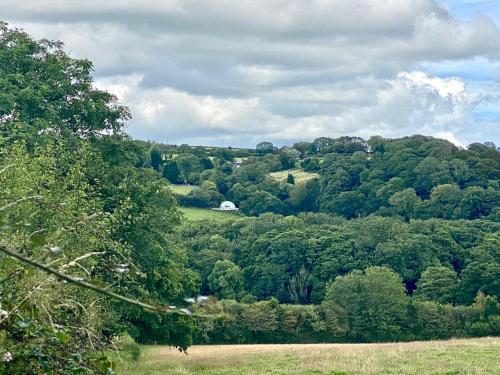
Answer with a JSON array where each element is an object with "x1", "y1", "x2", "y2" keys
[
  {"x1": 0, "y1": 24, "x2": 499, "y2": 374},
  {"x1": 146, "y1": 135, "x2": 499, "y2": 221}
]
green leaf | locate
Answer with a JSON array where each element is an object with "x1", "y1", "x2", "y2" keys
[{"x1": 57, "y1": 330, "x2": 70, "y2": 344}]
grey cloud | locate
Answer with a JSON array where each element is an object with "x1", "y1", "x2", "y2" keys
[{"x1": 2, "y1": 0, "x2": 499, "y2": 146}]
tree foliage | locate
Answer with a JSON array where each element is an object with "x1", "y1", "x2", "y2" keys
[{"x1": 0, "y1": 23, "x2": 198, "y2": 374}]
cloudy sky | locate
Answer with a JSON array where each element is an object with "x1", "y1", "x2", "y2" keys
[{"x1": 2, "y1": 0, "x2": 500, "y2": 147}]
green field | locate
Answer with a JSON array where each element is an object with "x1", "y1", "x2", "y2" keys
[
  {"x1": 116, "y1": 337, "x2": 500, "y2": 375},
  {"x1": 269, "y1": 168, "x2": 319, "y2": 184},
  {"x1": 170, "y1": 184, "x2": 198, "y2": 196},
  {"x1": 180, "y1": 207, "x2": 241, "y2": 222}
]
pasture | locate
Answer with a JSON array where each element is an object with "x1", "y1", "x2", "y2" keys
[
  {"x1": 170, "y1": 184, "x2": 198, "y2": 196},
  {"x1": 116, "y1": 337, "x2": 500, "y2": 375},
  {"x1": 270, "y1": 168, "x2": 319, "y2": 184},
  {"x1": 180, "y1": 207, "x2": 241, "y2": 222}
]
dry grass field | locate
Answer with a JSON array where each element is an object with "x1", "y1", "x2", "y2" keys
[
  {"x1": 269, "y1": 168, "x2": 319, "y2": 184},
  {"x1": 116, "y1": 337, "x2": 500, "y2": 375},
  {"x1": 170, "y1": 184, "x2": 199, "y2": 196}
]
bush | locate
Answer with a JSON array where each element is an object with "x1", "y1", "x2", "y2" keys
[{"x1": 114, "y1": 335, "x2": 141, "y2": 362}]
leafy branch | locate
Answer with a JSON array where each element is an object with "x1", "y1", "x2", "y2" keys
[{"x1": 0, "y1": 245, "x2": 214, "y2": 318}]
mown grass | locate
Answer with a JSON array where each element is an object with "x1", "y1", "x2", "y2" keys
[
  {"x1": 269, "y1": 168, "x2": 319, "y2": 184},
  {"x1": 115, "y1": 337, "x2": 500, "y2": 375},
  {"x1": 180, "y1": 207, "x2": 241, "y2": 222}
]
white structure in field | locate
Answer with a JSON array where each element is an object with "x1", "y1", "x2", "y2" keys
[{"x1": 214, "y1": 201, "x2": 239, "y2": 211}]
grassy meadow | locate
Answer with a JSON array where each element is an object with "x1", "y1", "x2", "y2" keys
[
  {"x1": 269, "y1": 168, "x2": 319, "y2": 184},
  {"x1": 180, "y1": 207, "x2": 241, "y2": 222},
  {"x1": 116, "y1": 337, "x2": 500, "y2": 375},
  {"x1": 171, "y1": 184, "x2": 199, "y2": 196}
]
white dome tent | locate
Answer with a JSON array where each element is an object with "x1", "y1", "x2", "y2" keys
[{"x1": 214, "y1": 201, "x2": 239, "y2": 211}]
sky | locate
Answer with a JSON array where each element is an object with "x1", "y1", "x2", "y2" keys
[{"x1": 2, "y1": 0, "x2": 500, "y2": 147}]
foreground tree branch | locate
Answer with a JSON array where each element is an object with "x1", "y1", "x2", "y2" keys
[{"x1": 0, "y1": 244, "x2": 197, "y2": 317}]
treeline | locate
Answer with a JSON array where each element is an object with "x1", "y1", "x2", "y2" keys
[{"x1": 194, "y1": 271, "x2": 499, "y2": 344}]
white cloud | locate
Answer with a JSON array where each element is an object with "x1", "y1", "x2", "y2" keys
[
  {"x1": 399, "y1": 71, "x2": 465, "y2": 97},
  {"x1": 95, "y1": 71, "x2": 491, "y2": 146}
]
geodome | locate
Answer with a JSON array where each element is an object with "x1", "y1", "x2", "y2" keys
[{"x1": 218, "y1": 201, "x2": 238, "y2": 211}]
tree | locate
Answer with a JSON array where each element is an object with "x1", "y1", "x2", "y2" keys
[
  {"x1": 239, "y1": 190, "x2": 285, "y2": 216},
  {"x1": 208, "y1": 260, "x2": 245, "y2": 300},
  {"x1": 287, "y1": 178, "x2": 320, "y2": 212},
  {"x1": 321, "y1": 267, "x2": 409, "y2": 341},
  {"x1": 459, "y1": 261, "x2": 500, "y2": 304},
  {"x1": 414, "y1": 266, "x2": 458, "y2": 304},
  {"x1": 0, "y1": 24, "x2": 200, "y2": 374},
  {"x1": 413, "y1": 157, "x2": 453, "y2": 197},
  {"x1": 287, "y1": 267, "x2": 312, "y2": 304},
  {"x1": 176, "y1": 154, "x2": 201, "y2": 183},
  {"x1": 210, "y1": 169, "x2": 230, "y2": 194},
  {"x1": 293, "y1": 141, "x2": 315, "y2": 155},
  {"x1": 388, "y1": 188, "x2": 419, "y2": 221},
  {"x1": 162, "y1": 159, "x2": 181, "y2": 183},
  {"x1": 427, "y1": 184, "x2": 462, "y2": 219},
  {"x1": 279, "y1": 147, "x2": 300, "y2": 169},
  {"x1": 329, "y1": 191, "x2": 365, "y2": 218},
  {"x1": 256, "y1": 141, "x2": 275, "y2": 155},
  {"x1": 452, "y1": 234, "x2": 500, "y2": 304},
  {"x1": 456, "y1": 186, "x2": 499, "y2": 219},
  {"x1": 0, "y1": 22, "x2": 129, "y2": 145},
  {"x1": 150, "y1": 147, "x2": 162, "y2": 172},
  {"x1": 239, "y1": 299, "x2": 280, "y2": 342},
  {"x1": 301, "y1": 157, "x2": 321, "y2": 171},
  {"x1": 376, "y1": 177, "x2": 405, "y2": 203},
  {"x1": 0, "y1": 141, "x2": 129, "y2": 373},
  {"x1": 373, "y1": 234, "x2": 439, "y2": 292}
]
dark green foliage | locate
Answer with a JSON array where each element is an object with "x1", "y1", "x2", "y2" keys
[
  {"x1": 162, "y1": 159, "x2": 181, "y2": 183},
  {"x1": 0, "y1": 22, "x2": 129, "y2": 145},
  {"x1": 293, "y1": 141, "x2": 315, "y2": 156},
  {"x1": 287, "y1": 178, "x2": 320, "y2": 212},
  {"x1": 179, "y1": 213, "x2": 499, "y2": 308},
  {"x1": 150, "y1": 147, "x2": 162, "y2": 172},
  {"x1": 239, "y1": 190, "x2": 286, "y2": 216},
  {"x1": 415, "y1": 266, "x2": 458, "y2": 304},
  {"x1": 176, "y1": 154, "x2": 201, "y2": 183},
  {"x1": 139, "y1": 133, "x2": 498, "y2": 223},
  {"x1": 177, "y1": 184, "x2": 222, "y2": 208},
  {"x1": 301, "y1": 157, "x2": 321, "y2": 171},
  {"x1": 314, "y1": 135, "x2": 500, "y2": 220},
  {"x1": 208, "y1": 260, "x2": 245, "y2": 300},
  {"x1": 192, "y1": 290, "x2": 499, "y2": 344},
  {"x1": 279, "y1": 148, "x2": 300, "y2": 169},
  {"x1": 322, "y1": 267, "x2": 408, "y2": 341}
]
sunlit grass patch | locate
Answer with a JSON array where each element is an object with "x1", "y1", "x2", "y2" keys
[
  {"x1": 170, "y1": 184, "x2": 199, "y2": 196},
  {"x1": 269, "y1": 168, "x2": 319, "y2": 184},
  {"x1": 180, "y1": 207, "x2": 241, "y2": 222}
]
